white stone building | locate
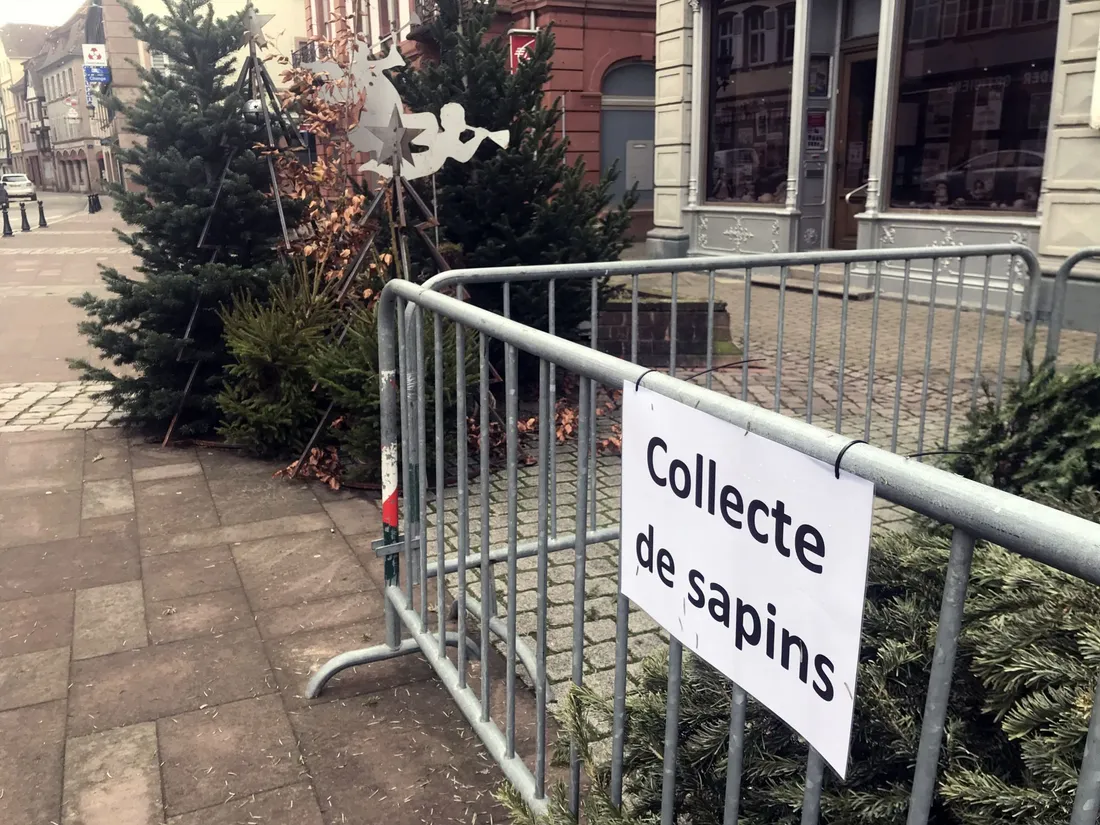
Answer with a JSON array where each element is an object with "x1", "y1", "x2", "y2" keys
[{"x1": 649, "y1": 0, "x2": 1099, "y2": 324}]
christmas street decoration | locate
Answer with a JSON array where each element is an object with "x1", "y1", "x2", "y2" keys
[{"x1": 304, "y1": 45, "x2": 509, "y2": 181}]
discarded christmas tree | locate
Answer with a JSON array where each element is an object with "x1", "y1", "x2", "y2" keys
[
  {"x1": 70, "y1": 0, "x2": 293, "y2": 437},
  {"x1": 509, "y1": 364, "x2": 1100, "y2": 825},
  {"x1": 393, "y1": 0, "x2": 636, "y2": 341}
]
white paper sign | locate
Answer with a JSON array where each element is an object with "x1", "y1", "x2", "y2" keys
[
  {"x1": 620, "y1": 385, "x2": 875, "y2": 777},
  {"x1": 82, "y1": 44, "x2": 108, "y2": 67}
]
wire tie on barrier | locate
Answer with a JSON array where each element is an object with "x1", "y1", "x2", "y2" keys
[
  {"x1": 634, "y1": 368, "x2": 660, "y2": 391},
  {"x1": 834, "y1": 439, "x2": 868, "y2": 480}
]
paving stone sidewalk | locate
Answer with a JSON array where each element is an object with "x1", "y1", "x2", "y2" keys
[
  {"x1": 424, "y1": 275, "x2": 1100, "y2": 707},
  {"x1": 0, "y1": 381, "x2": 118, "y2": 432},
  {"x1": 0, "y1": 429, "x2": 514, "y2": 825}
]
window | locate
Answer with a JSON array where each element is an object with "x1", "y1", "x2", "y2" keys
[
  {"x1": 1018, "y1": 0, "x2": 1054, "y2": 24},
  {"x1": 150, "y1": 50, "x2": 172, "y2": 75},
  {"x1": 68, "y1": 68, "x2": 74, "y2": 92},
  {"x1": 962, "y1": 0, "x2": 1010, "y2": 33},
  {"x1": 887, "y1": 0, "x2": 1056, "y2": 212},
  {"x1": 745, "y1": 8, "x2": 767, "y2": 66},
  {"x1": 352, "y1": 0, "x2": 372, "y2": 41},
  {"x1": 706, "y1": 0, "x2": 794, "y2": 205},
  {"x1": 778, "y1": 4, "x2": 796, "y2": 62}
]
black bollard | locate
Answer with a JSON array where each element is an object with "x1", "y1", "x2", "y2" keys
[
  {"x1": 37, "y1": 200, "x2": 47, "y2": 228},
  {"x1": 1, "y1": 206, "x2": 11, "y2": 237},
  {"x1": 19, "y1": 202, "x2": 31, "y2": 232},
  {"x1": 87, "y1": 193, "x2": 95, "y2": 214},
  {"x1": 94, "y1": 193, "x2": 102, "y2": 213}
]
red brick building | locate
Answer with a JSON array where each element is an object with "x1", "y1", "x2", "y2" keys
[{"x1": 299, "y1": 0, "x2": 655, "y2": 237}]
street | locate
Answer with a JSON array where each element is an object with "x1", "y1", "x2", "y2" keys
[{"x1": 0, "y1": 192, "x2": 135, "y2": 384}]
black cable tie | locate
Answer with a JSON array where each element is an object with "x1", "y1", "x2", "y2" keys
[
  {"x1": 834, "y1": 439, "x2": 868, "y2": 480},
  {"x1": 634, "y1": 368, "x2": 660, "y2": 391}
]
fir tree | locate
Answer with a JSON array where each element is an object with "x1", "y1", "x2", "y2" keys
[
  {"x1": 508, "y1": 365, "x2": 1100, "y2": 825},
  {"x1": 392, "y1": 0, "x2": 637, "y2": 341},
  {"x1": 70, "y1": 0, "x2": 294, "y2": 437}
]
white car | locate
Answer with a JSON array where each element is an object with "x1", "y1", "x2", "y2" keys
[{"x1": 1, "y1": 174, "x2": 37, "y2": 201}]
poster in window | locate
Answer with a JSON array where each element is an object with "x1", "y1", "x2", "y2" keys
[
  {"x1": 924, "y1": 89, "x2": 954, "y2": 139},
  {"x1": 1028, "y1": 93, "x2": 1051, "y2": 131},
  {"x1": 972, "y1": 84, "x2": 1004, "y2": 132},
  {"x1": 768, "y1": 108, "x2": 785, "y2": 139},
  {"x1": 808, "y1": 55, "x2": 831, "y2": 98},
  {"x1": 920, "y1": 143, "x2": 950, "y2": 190}
]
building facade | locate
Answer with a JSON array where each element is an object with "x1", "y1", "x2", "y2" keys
[
  {"x1": 0, "y1": 24, "x2": 49, "y2": 175},
  {"x1": 649, "y1": 0, "x2": 1095, "y2": 319},
  {"x1": 303, "y1": 0, "x2": 657, "y2": 236}
]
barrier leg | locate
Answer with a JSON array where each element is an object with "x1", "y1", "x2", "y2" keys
[
  {"x1": 1, "y1": 206, "x2": 11, "y2": 237},
  {"x1": 37, "y1": 201, "x2": 47, "y2": 228},
  {"x1": 19, "y1": 203, "x2": 31, "y2": 232}
]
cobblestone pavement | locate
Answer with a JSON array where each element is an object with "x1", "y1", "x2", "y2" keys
[
  {"x1": 419, "y1": 272, "x2": 1100, "y2": 710},
  {"x1": 0, "y1": 381, "x2": 118, "y2": 432}
]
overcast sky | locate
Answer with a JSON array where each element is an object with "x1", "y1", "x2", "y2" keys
[{"x1": 0, "y1": 0, "x2": 85, "y2": 28}]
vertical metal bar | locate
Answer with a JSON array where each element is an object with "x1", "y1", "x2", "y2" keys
[
  {"x1": 589, "y1": 280, "x2": 598, "y2": 531},
  {"x1": 504, "y1": 281, "x2": 511, "y2": 320},
  {"x1": 722, "y1": 685, "x2": 748, "y2": 825},
  {"x1": 836, "y1": 263, "x2": 851, "y2": 434},
  {"x1": 807, "y1": 263, "x2": 821, "y2": 425},
  {"x1": 505, "y1": 341, "x2": 519, "y2": 758},
  {"x1": 478, "y1": 332, "x2": 492, "y2": 722},
  {"x1": 660, "y1": 640, "x2": 684, "y2": 825},
  {"x1": 995, "y1": 256, "x2": 1018, "y2": 407},
  {"x1": 742, "y1": 268, "x2": 752, "y2": 402},
  {"x1": 631, "y1": 273, "x2": 640, "y2": 365},
  {"x1": 535, "y1": 358, "x2": 550, "y2": 799},
  {"x1": 434, "y1": 313, "x2": 445, "y2": 653},
  {"x1": 891, "y1": 261, "x2": 912, "y2": 454},
  {"x1": 455, "y1": 319, "x2": 469, "y2": 689},
  {"x1": 417, "y1": 311, "x2": 429, "y2": 627},
  {"x1": 906, "y1": 527, "x2": 975, "y2": 825},
  {"x1": 775, "y1": 264, "x2": 788, "y2": 413},
  {"x1": 610, "y1": 589, "x2": 631, "y2": 806},
  {"x1": 970, "y1": 256, "x2": 994, "y2": 412},
  {"x1": 670, "y1": 271, "x2": 679, "y2": 377},
  {"x1": 379, "y1": 292, "x2": 402, "y2": 650},
  {"x1": 943, "y1": 256, "x2": 966, "y2": 449},
  {"x1": 569, "y1": 379, "x2": 593, "y2": 817},
  {"x1": 916, "y1": 259, "x2": 939, "y2": 456},
  {"x1": 801, "y1": 748, "x2": 826, "y2": 825},
  {"x1": 549, "y1": 280, "x2": 557, "y2": 538},
  {"x1": 1069, "y1": 671, "x2": 1100, "y2": 825},
  {"x1": 706, "y1": 269, "x2": 716, "y2": 390},
  {"x1": 864, "y1": 260, "x2": 882, "y2": 442},
  {"x1": 397, "y1": 298, "x2": 413, "y2": 604}
]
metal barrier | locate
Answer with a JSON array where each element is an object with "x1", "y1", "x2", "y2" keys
[
  {"x1": 416, "y1": 244, "x2": 1053, "y2": 456},
  {"x1": 1045, "y1": 246, "x2": 1100, "y2": 363},
  {"x1": 307, "y1": 274, "x2": 1100, "y2": 825}
]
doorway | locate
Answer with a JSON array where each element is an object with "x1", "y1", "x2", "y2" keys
[{"x1": 831, "y1": 51, "x2": 877, "y2": 249}]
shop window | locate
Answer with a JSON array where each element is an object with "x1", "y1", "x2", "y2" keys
[
  {"x1": 888, "y1": 0, "x2": 1056, "y2": 213},
  {"x1": 707, "y1": 0, "x2": 793, "y2": 205}
]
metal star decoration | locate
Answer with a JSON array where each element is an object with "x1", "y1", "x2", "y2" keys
[
  {"x1": 367, "y1": 106, "x2": 424, "y2": 170},
  {"x1": 242, "y1": 10, "x2": 274, "y2": 48}
]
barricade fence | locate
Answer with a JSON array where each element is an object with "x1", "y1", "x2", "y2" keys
[
  {"x1": 306, "y1": 270, "x2": 1100, "y2": 825},
  {"x1": 417, "y1": 244, "x2": 1093, "y2": 463}
]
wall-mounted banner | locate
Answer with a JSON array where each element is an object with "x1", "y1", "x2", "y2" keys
[
  {"x1": 82, "y1": 44, "x2": 108, "y2": 67},
  {"x1": 508, "y1": 30, "x2": 537, "y2": 74},
  {"x1": 83, "y1": 65, "x2": 111, "y2": 85},
  {"x1": 620, "y1": 385, "x2": 875, "y2": 777}
]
